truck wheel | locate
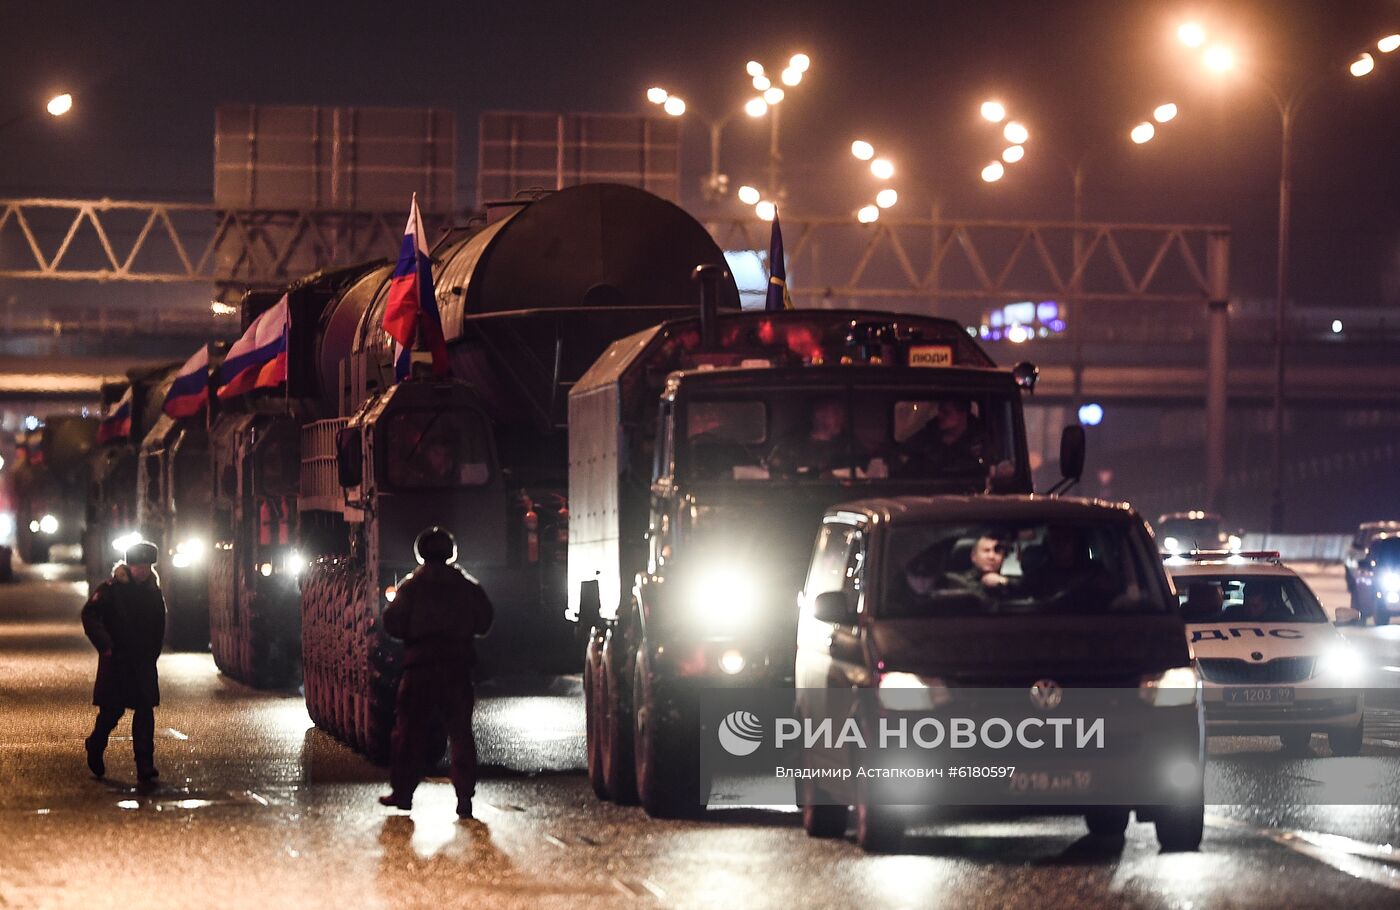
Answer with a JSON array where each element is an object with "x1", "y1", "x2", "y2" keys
[
  {"x1": 633, "y1": 654, "x2": 707, "y2": 819},
  {"x1": 854, "y1": 793, "x2": 903, "y2": 853},
  {"x1": 1279, "y1": 730, "x2": 1313, "y2": 754},
  {"x1": 583, "y1": 633, "x2": 609, "y2": 799},
  {"x1": 1377, "y1": 609, "x2": 1391, "y2": 627},
  {"x1": 799, "y1": 779, "x2": 849, "y2": 839},
  {"x1": 1328, "y1": 719, "x2": 1364, "y2": 757},
  {"x1": 1084, "y1": 808, "x2": 1130, "y2": 838},
  {"x1": 600, "y1": 635, "x2": 637, "y2": 804},
  {"x1": 1154, "y1": 804, "x2": 1204, "y2": 851}
]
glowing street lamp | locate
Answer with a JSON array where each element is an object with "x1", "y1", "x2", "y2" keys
[
  {"x1": 46, "y1": 93, "x2": 73, "y2": 117},
  {"x1": 646, "y1": 86, "x2": 668, "y2": 104},
  {"x1": 781, "y1": 67, "x2": 802, "y2": 86},
  {"x1": 1152, "y1": 102, "x2": 1178, "y2": 123},
  {"x1": 1380, "y1": 35, "x2": 1400, "y2": 54},
  {"x1": 1003, "y1": 121, "x2": 1029, "y2": 144},
  {"x1": 1350, "y1": 53, "x2": 1375, "y2": 78},
  {"x1": 981, "y1": 161, "x2": 1005, "y2": 182},
  {"x1": 856, "y1": 204, "x2": 880, "y2": 224},
  {"x1": 737, "y1": 185, "x2": 761, "y2": 205},
  {"x1": 753, "y1": 74, "x2": 772, "y2": 91},
  {"x1": 1129, "y1": 121, "x2": 1155, "y2": 144},
  {"x1": 875, "y1": 188, "x2": 898, "y2": 208},
  {"x1": 746, "y1": 60, "x2": 765, "y2": 77},
  {"x1": 745, "y1": 97, "x2": 769, "y2": 118},
  {"x1": 1002, "y1": 144, "x2": 1025, "y2": 163},
  {"x1": 790, "y1": 53, "x2": 811, "y2": 73},
  {"x1": 1177, "y1": 22, "x2": 1206, "y2": 48},
  {"x1": 755, "y1": 200, "x2": 777, "y2": 221},
  {"x1": 662, "y1": 96, "x2": 686, "y2": 116},
  {"x1": 763, "y1": 86, "x2": 785, "y2": 105},
  {"x1": 870, "y1": 158, "x2": 894, "y2": 179},
  {"x1": 1203, "y1": 45, "x2": 1235, "y2": 73},
  {"x1": 850, "y1": 139, "x2": 875, "y2": 160},
  {"x1": 980, "y1": 100, "x2": 1007, "y2": 123}
]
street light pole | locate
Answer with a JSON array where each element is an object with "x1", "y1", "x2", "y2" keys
[
  {"x1": 1270, "y1": 98, "x2": 1294, "y2": 533},
  {"x1": 768, "y1": 100, "x2": 782, "y2": 199}
]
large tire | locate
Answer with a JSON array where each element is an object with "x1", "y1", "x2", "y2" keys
[
  {"x1": 1376, "y1": 608, "x2": 1391, "y2": 627},
  {"x1": 1279, "y1": 730, "x2": 1313, "y2": 754},
  {"x1": 1328, "y1": 719, "x2": 1364, "y2": 757},
  {"x1": 854, "y1": 797, "x2": 903, "y2": 853},
  {"x1": 633, "y1": 652, "x2": 707, "y2": 819},
  {"x1": 583, "y1": 632, "x2": 609, "y2": 799},
  {"x1": 1085, "y1": 808, "x2": 1131, "y2": 838},
  {"x1": 800, "y1": 778, "x2": 849, "y2": 839},
  {"x1": 600, "y1": 633, "x2": 637, "y2": 804},
  {"x1": 1154, "y1": 803, "x2": 1205, "y2": 852}
]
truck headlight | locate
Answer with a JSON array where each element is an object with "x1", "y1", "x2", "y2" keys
[
  {"x1": 38, "y1": 514, "x2": 59, "y2": 535},
  {"x1": 1140, "y1": 666, "x2": 1200, "y2": 706},
  {"x1": 112, "y1": 531, "x2": 142, "y2": 554},
  {"x1": 1163, "y1": 536, "x2": 1181, "y2": 554},
  {"x1": 878, "y1": 671, "x2": 953, "y2": 710},
  {"x1": 171, "y1": 537, "x2": 206, "y2": 568},
  {"x1": 687, "y1": 565, "x2": 758, "y2": 627},
  {"x1": 282, "y1": 550, "x2": 306, "y2": 577},
  {"x1": 1381, "y1": 572, "x2": 1400, "y2": 594},
  {"x1": 1315, "y1": 644, "x2": 1364, "y2": 683}
]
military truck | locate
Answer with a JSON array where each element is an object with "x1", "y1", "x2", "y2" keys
[
  {"x1": 137, "y1": 343, "x2": 226, "y2": 650},
  {"x1": 569, "y1": 274, "x2": 1078, "y2": 817},
  {"x1": 10, "y1": 416, "x2": 97, "y2": 565},
  {"x1": 83, "y1": 366, "x2": 178, "y2": 589}
]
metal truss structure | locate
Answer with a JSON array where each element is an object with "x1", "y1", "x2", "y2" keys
[
  {"x1": 0, "y1": 198, "x2": 441, "y2": 298},
  {"x1": 708, "y1": 214, "x2": 1229, "y2": 307}
]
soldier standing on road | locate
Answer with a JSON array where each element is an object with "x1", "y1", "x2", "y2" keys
[
  {"x1": 81, "y1": 540, "x2": 166, "y2": 782},
  {"x1": 379, "y1": 527, "x2": 494, "y2": 818}
]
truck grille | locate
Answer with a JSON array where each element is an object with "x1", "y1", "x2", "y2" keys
[{"x1": 1198, "y1": 657, "x2": 1315, "y2": 684}]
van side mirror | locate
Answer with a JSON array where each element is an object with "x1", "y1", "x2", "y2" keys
[
  {"x1": 813, "y1": 590, "x2": 854, "y2": 624},
  {"x1": 1334, "y1": 606, "x2": 1361, "y2": 625},
  {"x1": 337, "y1": 427, "x2": 363, "y2": 488}
]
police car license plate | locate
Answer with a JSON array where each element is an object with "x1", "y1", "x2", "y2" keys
[
  {"x1": 1009, "y1": 770, "x2": 1093, "y2": 794},
  {"x1": 1224, "y1": 686, "x2": 1294, "y2": 704}
]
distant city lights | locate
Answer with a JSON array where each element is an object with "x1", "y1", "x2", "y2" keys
[
  {"x1": 1332, "y1": 319, "x2": 1344, "y2": 334},
  {"x1": 977, "y1": 300, "x2": 1066, "y2": 342}
]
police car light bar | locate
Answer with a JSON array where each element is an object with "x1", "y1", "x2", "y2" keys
[{"x1": 1161, "y1": 549, "x2": 1281, "y2": 563}]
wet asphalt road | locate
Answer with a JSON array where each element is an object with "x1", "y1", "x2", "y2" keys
[{"x1": 4, "y1": 562, "x2": 1400, "y2": 909}]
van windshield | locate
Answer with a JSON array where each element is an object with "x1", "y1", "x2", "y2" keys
[{"x1": 882, "y1": 520, "x2": 1166, "y2": 618}]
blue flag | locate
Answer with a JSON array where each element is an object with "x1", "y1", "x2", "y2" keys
[{"x1": 765, "y1": 211, "x2": 794, "y2": 311}]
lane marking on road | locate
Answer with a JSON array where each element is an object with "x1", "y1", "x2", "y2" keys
[
  {"x1": 1208, "y1": 814, "x2": 1400, "y2": 891},
  {"x1": 163, "y1": 728, "x2": 189, "y2": 740}
]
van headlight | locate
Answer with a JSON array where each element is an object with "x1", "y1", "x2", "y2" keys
[
  {"x1": 686, "y1": 565, "x2": 758, "y2": 627},
  {"x1": 878, "y1": 671, "x2": 953, "y2": 710},
  {"x1": 1315, "y1": 643, "x2": 1364, "y2": 683},
  {"x1": 38, "y1": 514, "x2": 59, "y2": 535},
  {"x1": 1139, "y1": 666, "x2": 1200, "y2": 706}
]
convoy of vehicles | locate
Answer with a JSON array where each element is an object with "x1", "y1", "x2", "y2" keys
[
  {"x1": 1169, "y1": 550, "x2": 1365, "y2": 753},
  {"x1": 1154, "y1": 510, "x2": 1241, "y2": 554},
  {"x1": 9, "y1": 416, "x2": 97, "y2": 565},
  {"x1": 1344, "y1": 520, "x2": 1400, "y2": 593},
  {"x1": 793, "y1": 495, "x2": 1205, "y2": 852},
  {"x1": 569, "y1": 292, "x2": 1062, "y2": 817}
]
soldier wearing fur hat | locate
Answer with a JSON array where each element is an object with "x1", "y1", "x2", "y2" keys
[{"x1": 81, "y1": 540, "x2": 166, "y2": 782}]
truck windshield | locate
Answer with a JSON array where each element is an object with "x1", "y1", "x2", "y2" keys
[
  {"x1": 385, "y1": 409, "x2": 491, "y2": 489},
  {"x1": 1175, "y1": 575, "x2": 1327, "y2": 624},
  {"x1": 678, "y1": 389, "x2": 1019, "y2": 483},
  {"x1": 881, "y1": 520, "x2": 1165, "y2": 618}
]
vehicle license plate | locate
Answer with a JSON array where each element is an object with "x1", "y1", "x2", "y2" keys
[
  {"x1": 1223, "y1": 686, "x2": 1294, "y2": 704},
  {"x1": 1009, "y1": 770, "x2": 1093, "y2": 794}
]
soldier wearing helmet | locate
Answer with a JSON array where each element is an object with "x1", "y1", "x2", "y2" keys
[
  {"x1": 378, "y1": 526, "x2": 494, "y2": 818},
  {"x1": 81, "y1": 539, "x2": 166, "y2": 782}
]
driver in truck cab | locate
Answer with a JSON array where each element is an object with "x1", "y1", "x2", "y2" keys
[{"x1": 765, "y1": 397, "x2": 852, "y2": 478}]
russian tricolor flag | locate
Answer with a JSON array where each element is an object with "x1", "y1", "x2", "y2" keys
[
  {"x1": 218, "y1": 296, "x2": 289, "y2": 400},
  {"x1": 164, "y1": 345, "x2": 210, "y2": 419},
  {"x1": 97, "y1": 387, "x2": 133, "y2": 444},
  {"x1": 382, "y1": 193, "x2": 450, "y2": 382}
]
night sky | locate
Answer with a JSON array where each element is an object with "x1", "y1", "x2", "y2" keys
[{"x1": 1, "y1": 0, "x2": 1398, "y2": 309}]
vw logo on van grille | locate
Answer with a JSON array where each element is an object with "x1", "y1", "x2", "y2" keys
[{"x1": 1029, "y1": 679, "x2": 1063, "y2": 710}]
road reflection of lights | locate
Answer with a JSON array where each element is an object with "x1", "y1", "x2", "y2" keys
[
  {"x1": 117, "y1": 800, "x2": 140, "y2": 810},
  {"x1": 488, "y1": 697, "x2": 581, "y2": 743},
  {"x1": 409, "y1": 803, "x2": 463, "y2": 858},
  {"x1": 1208, "y1": 814, "x2": 1400, "y2": 891}
]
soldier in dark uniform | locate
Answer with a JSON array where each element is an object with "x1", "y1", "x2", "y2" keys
[
  {"x1": 378, "y1": 527, "x2": 495, "y2": 818},
  {"x1": 81, "y1": 540, "x2": 166, "y2": 782}
]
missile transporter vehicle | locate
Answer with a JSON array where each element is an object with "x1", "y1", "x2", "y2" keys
[
  {"x1": 570, "y1": 280, "x2": 1077, "y2": 817},
  {"x1": 83, "y1": 366, "x2": 179, "y2": 589},
  {"x1": 137, "y1": 343, "x2": 225, "y2": 650},
  {"x1": 10, "y1": 416, "x2": 97, "y2": 565}
]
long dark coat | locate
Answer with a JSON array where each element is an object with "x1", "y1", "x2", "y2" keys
[
  {"x1": 381, "y1": 562, "x2": 494, "y2": 671},
  {"x1": 81, "y1": 564, "x2": 166, "y2": 708}
]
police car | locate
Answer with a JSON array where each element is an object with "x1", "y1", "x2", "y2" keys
[{"x1": 1167, "y1": 551, "x2": 1365, "y2": 755}]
